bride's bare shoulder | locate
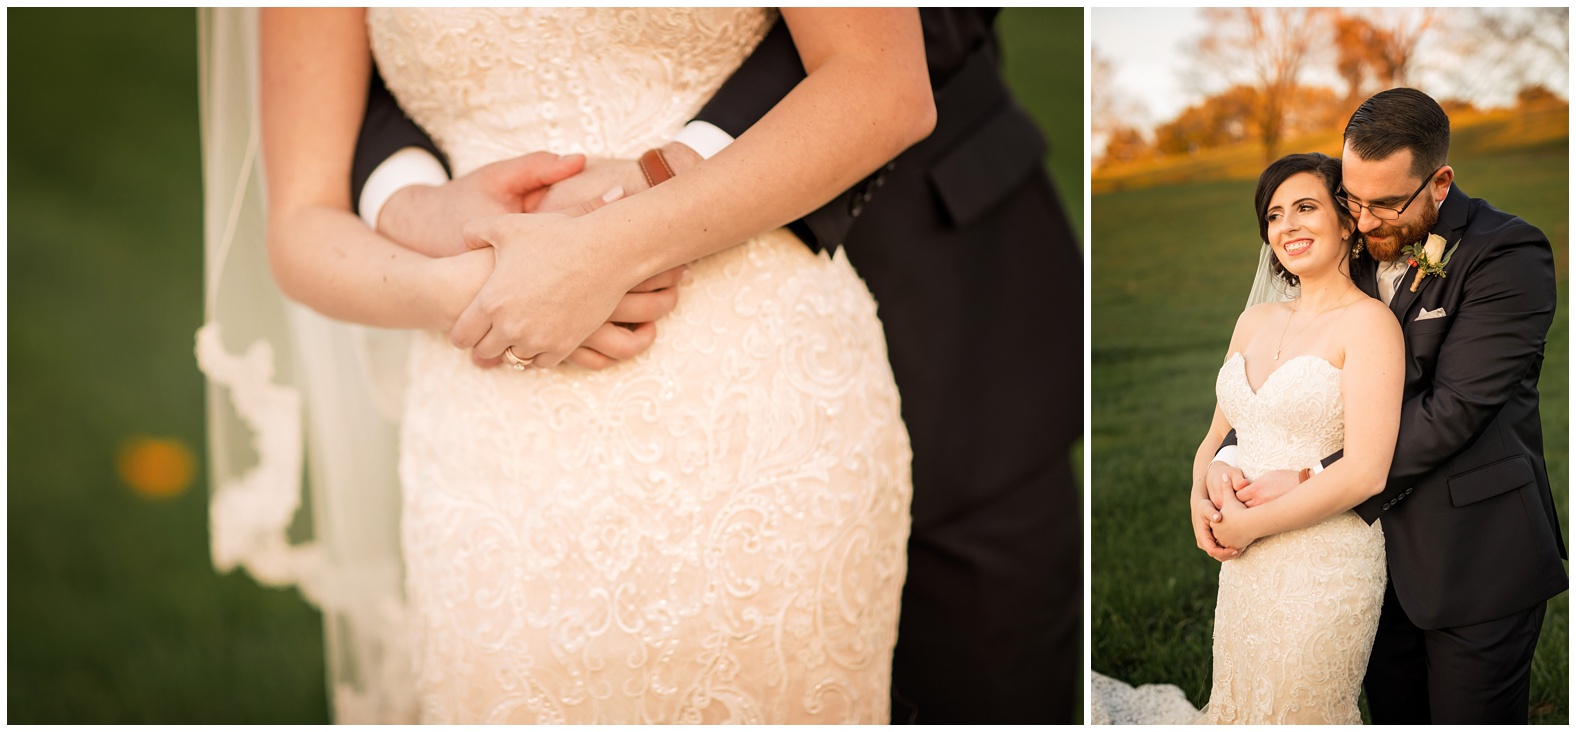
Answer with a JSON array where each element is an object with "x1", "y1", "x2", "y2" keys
[
  {"x1": 1342, "y1": 297, "x2": 1403, "y2": 345},
  {"x1": 1227, "y1": 301, "x2": 1288, "y2": 354},
  {"x1": 1235, "y1": 300, "x2": 1287, "y2": 334},
  {"x1": 1346, "y1": 296, "x2": 1399, "y2": 327}
]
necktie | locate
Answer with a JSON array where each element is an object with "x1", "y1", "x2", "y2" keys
[{"x1": 1377, "y1": 260, "x2": 1410, "y2": 305}]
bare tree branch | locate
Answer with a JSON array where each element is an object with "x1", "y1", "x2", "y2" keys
[{"x1": 1190, "y1": 8, "x2": 1331, "y2": 162}]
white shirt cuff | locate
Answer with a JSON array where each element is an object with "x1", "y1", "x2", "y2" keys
[
  {"x1": 359, "y1": 147, "x2": 451, "y2": 229},
  {"x1": 1213, "y1": 445, "x2": 1240, "y2": 468},
  {"x1": 672, "y1": 120, "x2": 735, "y2": 160},
  {"x1": 1310, "y1": 461, "x2": 1325, "y2": 476}
]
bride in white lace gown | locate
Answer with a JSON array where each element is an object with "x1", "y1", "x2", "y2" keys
[
  {"x1": 1095, "y1": 153, "x2": 1403, "y2": 724},
  {"x1": 250, "y1": 8, "x2": 931, "y2": 724}
]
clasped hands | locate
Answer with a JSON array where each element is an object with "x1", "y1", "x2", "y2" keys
[
  {"x1": 380, "y1": 147, "x2": 698, "y2": 369},
  {"x1": 1190, "y1": 463, "x2": 1301, "y2": 562}
]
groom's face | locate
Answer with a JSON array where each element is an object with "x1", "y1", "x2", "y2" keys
[{"x1": 1339, "y1": 144, "x2": 1443, "y2": 262}]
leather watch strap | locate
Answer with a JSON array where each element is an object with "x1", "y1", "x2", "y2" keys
[{"x1": 639, "y1": 148, "x2": 675, "y2": 187}]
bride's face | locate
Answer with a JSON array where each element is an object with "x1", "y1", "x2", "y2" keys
[{"x1": 1264, "y1": 172, "x2": 1355, "y2": 281}]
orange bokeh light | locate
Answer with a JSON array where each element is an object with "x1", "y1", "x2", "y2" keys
[{"x1": 116, "y1": 437, "x2": 196, "y2": 499}]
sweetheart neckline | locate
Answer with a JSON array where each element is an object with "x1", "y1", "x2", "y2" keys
[{"x1": 1225, "y1": 351, "x2": 1342, "y2": 396}]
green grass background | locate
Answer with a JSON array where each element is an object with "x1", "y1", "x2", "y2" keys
[
  {"x1": 1091, "y1": 119, "x2": 1569, "y2": 721},
  {"x1": 8, "y1": 8, "x2": 1083, "y2": 723}
]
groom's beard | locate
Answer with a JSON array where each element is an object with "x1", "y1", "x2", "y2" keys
[{"x1": 1362, "y1": 202, "x2": 1440, "y2": 262}]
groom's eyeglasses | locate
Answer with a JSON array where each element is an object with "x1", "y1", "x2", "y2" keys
[{"x1": 1335, "y1": 166, "x2": 1443, "y2": 222}]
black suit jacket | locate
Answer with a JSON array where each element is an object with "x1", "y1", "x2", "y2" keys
[{"x1": 1347, "y1": 183, "x2": 1566, "y2": 629}]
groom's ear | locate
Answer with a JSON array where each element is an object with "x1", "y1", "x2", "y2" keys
[{"x1": 1430, "y1": 166, "x2": 1455, "y2": 202}]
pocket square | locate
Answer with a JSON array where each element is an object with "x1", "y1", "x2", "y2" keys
[{"x1": 1415, "y1": 307, "x2": 1447, "y2": 321}]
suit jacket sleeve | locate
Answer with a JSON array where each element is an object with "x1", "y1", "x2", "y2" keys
[
  {"x1": 350, "y1": 64, "x2": 451, "y2": 216},
  {"x1": 1360, "y1": 221, "x2": 1556, "y2": 514}
]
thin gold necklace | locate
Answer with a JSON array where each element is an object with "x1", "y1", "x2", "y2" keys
[{"x1": 1275, "y1": 294, "x2": 1355, "y2": 360}]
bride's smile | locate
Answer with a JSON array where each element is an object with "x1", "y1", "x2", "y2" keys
[{"x1": 1280, "y1": 236, "x2": 1312, "y2": 257}]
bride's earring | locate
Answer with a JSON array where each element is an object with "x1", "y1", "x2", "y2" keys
[{"x1": 1349, "y1": 237, "x2": 1363, "y2": 258}]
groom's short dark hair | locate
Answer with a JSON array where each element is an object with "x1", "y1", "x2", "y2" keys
[{"x1": 1343, "y1": 88, "x2": 1450, "y2": 180}]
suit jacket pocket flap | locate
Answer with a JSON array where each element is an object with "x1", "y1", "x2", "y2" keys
[
  {"x1": 928, "y1": 105, "x2": 1047, "y2": 229},
  {"x1": 1447, "y1": 455, "x2": 1535, "y2": 507},
  {"x1": 1406, "y1": 317, "x2": 1450, "y2": 338}
]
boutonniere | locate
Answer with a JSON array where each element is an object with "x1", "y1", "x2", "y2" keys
[{"x1": 1401, "y1": 233, "x2": 1461, "y2": 292}]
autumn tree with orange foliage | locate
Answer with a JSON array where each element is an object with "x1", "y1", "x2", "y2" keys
[
  {"x1": 1154, "y1": 84, "x2": 1345, "y2": 159},
  {"x1": 1154, "y1": 85, "x2": 1255, "y2": 156},
  {"x1": 1332, "y1": 10, "x2": 1435, "y2": 111},
  {"x1": 1182, "y1": 9, "x2": 1440, "y2": 163},
  {"x1": 1190, "y1": 8, "x2": 1327, "y2": 163}
]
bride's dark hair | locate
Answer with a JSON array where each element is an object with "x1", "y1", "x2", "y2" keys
[{"x1": 1254, "y1": 152, "x2": 1357, "y2": 287}]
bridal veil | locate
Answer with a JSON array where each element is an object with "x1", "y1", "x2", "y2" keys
[
  {"x1": 195, "y1": 8, "x2": 415, "y2": 722},
  {"x1": 1245, "y1": 243, "x2": 1298, "y2": 309}
]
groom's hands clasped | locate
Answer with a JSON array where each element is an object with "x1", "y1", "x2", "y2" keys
[
  {"x1": 1205, "y1": 461, "x2": 1302, "y2": 509},
  {"x1": 378, "y1": 152, "x2": 587, "y2": 258},
  {"x1": 1233, "y1": 469, "x2": 1301, "y2": 508}
]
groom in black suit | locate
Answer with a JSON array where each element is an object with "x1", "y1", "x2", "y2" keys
[
  {"x1": 351, "y1": 9, "x2": 1081, "y2": 725},
  {"x1": 1213, "y1": 88, "x2": 1566, "y2": 723}
]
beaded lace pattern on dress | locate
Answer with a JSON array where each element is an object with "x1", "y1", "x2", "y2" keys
[
  {"x1": 1201, "y1": 353, "x2": 1386, "y2": 725},
  {"x1": 369, "y1": 8, "x2": 913, "y2": 724}
]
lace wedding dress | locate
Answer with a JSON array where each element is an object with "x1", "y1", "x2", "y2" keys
[
  {"x1": 1095, "y1": 353, "x2": 1385, "y2": 725},
  {"x1": 368, "y1": 8, "x2": 912, "y2": 724}
]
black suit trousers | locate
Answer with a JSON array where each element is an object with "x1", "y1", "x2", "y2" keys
[
  {"x1": 1365, "y1": 578, "x2": 1547, "y2": 724},
  {"x1": 845, "y1": 163, "x2": 1081, "y2": 724}
]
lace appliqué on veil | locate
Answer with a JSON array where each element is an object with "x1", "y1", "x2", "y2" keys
[{"x1": 195, "y1": 324, "x2": 319, "y2": 586}]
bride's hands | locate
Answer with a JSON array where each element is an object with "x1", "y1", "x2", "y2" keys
[
  {"x1": 1191, "y1": 480, "x2": 1239, "y2": 562},
  {"x1": 1210, "y1": 487, "x2": 1260, "y2": 551},
  {"x1": 451, "y1": 210, "x2": 648, "y2": 368},
  {"x1": 429, "y1": 246, "x2": 684, "y2": 370},
  {"x1": 426, "y1": 246, "x2": 495, "y2": 330}
]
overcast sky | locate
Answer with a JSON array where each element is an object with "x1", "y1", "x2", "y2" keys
[{"x1": 1093, "y1": 8, "x2": 1569, "y2": 131}]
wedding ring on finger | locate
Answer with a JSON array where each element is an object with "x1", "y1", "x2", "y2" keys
[{"x1": 504, "y1": 346, "x2": 534, "y2": 371}]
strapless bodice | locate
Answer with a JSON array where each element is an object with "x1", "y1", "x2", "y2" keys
[
  {"x1": 1216, "y1": 353, "x2": 1345, "y2": 481},
  {"x1": 367, "y1": 8, "x2": 773, "y2": 174}
]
